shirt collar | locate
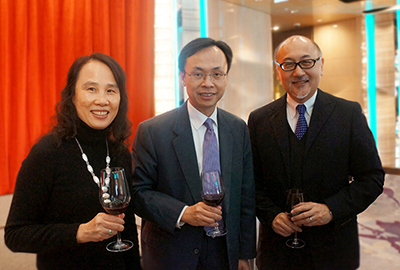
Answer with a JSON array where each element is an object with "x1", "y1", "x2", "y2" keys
[
  {"x1": 287, "y1": 90, "x2": 318, "y2": 119},
  {"x1": 187, "y1": 100, "x2": 218, "y2": 131}
]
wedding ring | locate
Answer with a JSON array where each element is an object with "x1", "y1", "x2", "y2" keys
[
  {"x1": 109, "y1": 229, "x2": 113, "y2": 235},
  {"x1": 309, "y1": 217, "x2": 313, "y2": 221}
]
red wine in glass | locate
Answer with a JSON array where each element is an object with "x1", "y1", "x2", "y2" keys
[
  {"x1": 103, "y1": 201, "x2": 129, "y2": 215},
  {"x1": 99, "y1": 167, "x2": 133, "y2": 252},
  {"x1": 202, "y1": 194, "x2": 224, "y2": 207},
  {"x1": 201, "y1": 171, "x2": 227, "y2": 238}
]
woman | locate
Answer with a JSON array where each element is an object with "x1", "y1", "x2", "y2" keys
[{"x1": 5, "y1": 53, "x2": 142, "y2": 269}]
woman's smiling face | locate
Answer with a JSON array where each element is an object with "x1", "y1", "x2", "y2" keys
[{"x1": 73, "y1": 60, "x2": 120, "y2": 130}]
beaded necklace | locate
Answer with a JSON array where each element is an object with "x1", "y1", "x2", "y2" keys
[{"x1": 75, "y1": 137, "x2": 110, "y2": 186}]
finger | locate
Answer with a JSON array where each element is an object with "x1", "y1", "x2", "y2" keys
[
  {"x1": 102, "y1": 219, "x2": 125, "y2": 232},
  {"x1": 272, "y1": 223, "x2": 294, "y2": 237},
  {"x1": 298, "y1": 216, "x2": 315, "y2": 227},
  {"x1": 286, "y1": 220, "x2": 302, "y2": 232},
  {"x1": 201, "y1": 210, "x2": 222, "y2": 221},
  {"x1": 292, "y1": 203, "x2": 312, "y2": 214},
  {"x1": 279, "y1": 222, "x2": 295, "y2": 233},
  {"x1": 290, "y1": 205, "x2": 312, "y2": 215},
  {"x1": 274, "y1": 217, "x2": 300, "y2": 234},
  {"x1": 192, "y1": 206, "x2": 221, "y2": 226},
  {"x1": 202, "y1": 210, "x2": 223, "y2": 222},
  {"x1": 201, "y1": 204, "x2": 222, "y2": 215},
  {"x1": 196, "y1": 211, "x2": 219, "y2": 226},
  {"x1": 205, "y1": 218, "x2": 219, "y2": 227},
  {"x1": 308, "y1": 216, "x2": 314, "y2": 225},
  {"x1": 294, "y1": 214, "x2": 315, "y2": 226},
  {"x1": 103, "y1": 214, "x2": 125, "y2": 224},
  {"x1": 291, "y1": 206, "x2": 313, "y2": 220},
  {"x1": 101, "y1": 227, "x2": 117, "y2": 240},
  {"x1": 300, "y1": 215, "x2": 313, "y2": 224}
]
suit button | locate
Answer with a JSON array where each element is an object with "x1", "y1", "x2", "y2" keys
[{"x1": 193, "y1": 248, "x2": 199, "y2": 254}]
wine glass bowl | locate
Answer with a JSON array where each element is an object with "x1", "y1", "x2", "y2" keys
[
  {"x1": 286, "y1": 189, "x2": 305, "y2": 249},
  {"x1": 99, "y1": 167, "x2": 133, "y2": 252},
  {"x1": 201, "y1": 171, "x2": 227, "y2": 238}
]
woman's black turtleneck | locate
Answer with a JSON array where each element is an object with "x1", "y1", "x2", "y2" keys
[{"x1": 5, "y1": 120, "x2": 141, "y2": 269}]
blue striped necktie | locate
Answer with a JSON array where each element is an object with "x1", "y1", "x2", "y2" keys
[
  {"x1": 203, "y1": 118, "x2": 220, "y2": 173},
  {"x1": 202, "y1": 118, "x2": 223, "y2": 233}
]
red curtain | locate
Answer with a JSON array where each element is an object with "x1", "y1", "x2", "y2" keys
[{"x1": 0, "y1": 0, "x2": 155, "y2": 195}]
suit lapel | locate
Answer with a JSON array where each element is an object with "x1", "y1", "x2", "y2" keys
[
  {"x1": 270, "y1": 95, "x2": 292, "y2": 183},
  {"x1": 305, "y1": 90, "x2": 335, "y2": 154},
  {"x1": 172, "y1": 103, "x2": 202, "y2": 203},
  {"x1": 217, "y1": 109, "x2": 233, "y2": 214}
]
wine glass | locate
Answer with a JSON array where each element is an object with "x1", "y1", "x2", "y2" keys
[
  {"x1": 99, "y1": 167, "x2": 133, "y2": 252},
  {"x1": 286, "y1": 189, "x2": 305, "y2": 248},
  {"x1": 201, "y1": 171, "x2": 227, "y2": 238}
]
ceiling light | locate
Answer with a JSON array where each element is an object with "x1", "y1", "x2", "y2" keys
[
  {"x1": 273, "y1": 26, "x2": 280, "y2": 31},
  {"x1": 333, "y1": 24, "x2": 338, "y2": 28}
]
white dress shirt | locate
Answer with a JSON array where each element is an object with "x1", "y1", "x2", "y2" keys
[
  {"x1": 187, "y1": 101, "x2": 219, "y2": 175},
  {"x1": 286, "y1": 90, "x2": 317, "y2": 133},
  {"x1": 176, "y1": 101, "x2": 219, "y2": 228}
]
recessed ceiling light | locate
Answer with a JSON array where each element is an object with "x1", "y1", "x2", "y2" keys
[
  {"x1": 333, "y1": 24, "x2": 338, "y2": 28},
  {"x1": 273, "y1": 26, "x2": 280, "y2": 31}
]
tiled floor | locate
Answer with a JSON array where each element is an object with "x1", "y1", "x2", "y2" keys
[
  {"x1": 0, "y1": 175, "x2": 399, "y2": 269},
  {"x1": 357, "y1": 174, "x2": 400, "y2": 269}
]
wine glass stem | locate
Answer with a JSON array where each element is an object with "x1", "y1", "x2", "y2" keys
[
  {"x1": 116, "y1": 231, "x2": 122, "y2": 245},
  {"x1": 293, "y1": 231, "x2": 298, "y2": 244}
]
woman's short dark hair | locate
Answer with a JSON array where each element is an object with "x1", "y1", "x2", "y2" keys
[
  {"x1": 178, "y1": 37, "x2": 233, "y2": 73},
  {"x1": 52, "y1": 52, "x2": 131, "y2": 146}
]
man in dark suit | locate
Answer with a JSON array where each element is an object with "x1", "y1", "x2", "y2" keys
[
  {"x1": 132, "y1": 37, "x2": 256, "y2": 270},
  {"x1": 248, "y1": 35, "x2": 384, "y2": 270}
]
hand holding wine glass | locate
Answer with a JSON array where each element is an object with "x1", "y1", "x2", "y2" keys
[
  {"x1": 201, "y1": 171, "x2": 227, "y2": 238},
  {"x1": 99, "y1": 167, "x2": 133, "y2": 252},
  {"x1": 286, "y1": 189, "x2": 305, "y2": 248}
]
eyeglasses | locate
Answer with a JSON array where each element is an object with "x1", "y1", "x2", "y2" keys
[
  {"x1": 275, "y1": 57, "x2": 321, "y2": 71},
  {"x1": 184, "y1": 70, "x2": 227, "y2": 82}
]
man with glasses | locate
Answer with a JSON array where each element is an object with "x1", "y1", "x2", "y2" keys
[
  {"x1": 132, "y1": 37, "x2": 256, "y2": 270},
  {"x1": 248, "y1": 35, "x2": 384, "y2": 269}
]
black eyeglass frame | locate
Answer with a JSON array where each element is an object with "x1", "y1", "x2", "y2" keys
[{"x1": 275, "y1": 57, "x2": 321, "y2": 71}]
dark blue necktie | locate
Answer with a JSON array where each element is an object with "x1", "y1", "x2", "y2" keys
[{"x1": 295, "y1": 104, "x2": 308, "y2": 140}]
